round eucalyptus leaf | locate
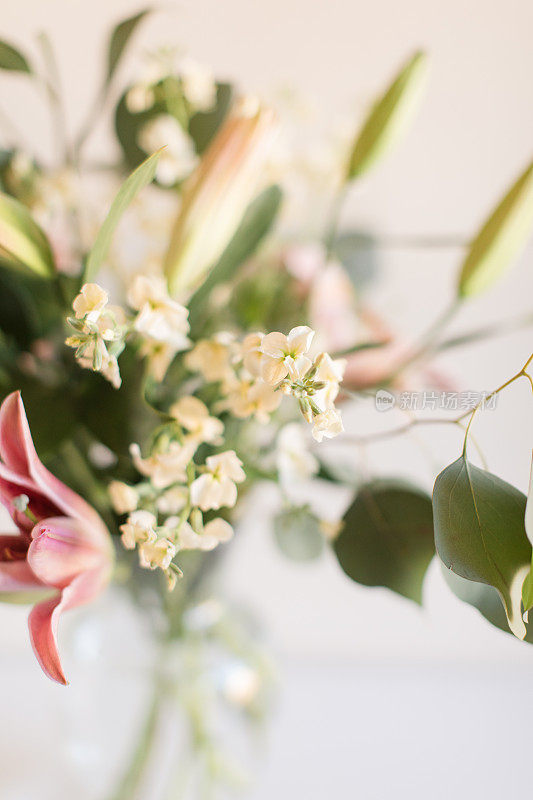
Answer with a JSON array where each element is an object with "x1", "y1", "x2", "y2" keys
[
  {"x1": 334, "y1": 480, "x2": 434, "y2": 603},
  {"x1": 442, "y1": 565, "x2": 533, "y2": 644},
  {"x1": 433, "y1": 456, "x2": 531, "y2": 639},
  {"x1": 273, "y1": 506, "x2": 324, "y2": 562}
]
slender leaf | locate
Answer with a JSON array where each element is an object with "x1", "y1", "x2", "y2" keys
[
  {"x1": 433, "y1": 456, "x2": 531, "y2": 639},
  {"x1": 0, "y1": 192, "x2": 55, "y2": 278},
  {"x1": 458, "y1": 160, "x2": 533, "y2": 297},
  {"x1": 334, "y1": 480, "x2": 434, "y2": 603},
  {"x1": 273, "y1": 505, "x2": 324, "y2": 562},
  {"x1": 347, "y1": 51, "x2": 428, "y2": 180},
  {"x1": 84, "y1": 150, "x2": 161, "y2": 281},
  {"x1": 188, "y1": 185, "x2": 283, "y2": 317},
  {"x1": 0, "y1": 39, "x2": 31, "y2": 73},
  {"x1": 107, "y1": 9, "x2": 151, "y2": 86}
]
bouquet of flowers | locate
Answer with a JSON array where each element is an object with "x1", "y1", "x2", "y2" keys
[{"x1": 0, "y1": 9, "x2": 532, "y2": 796}]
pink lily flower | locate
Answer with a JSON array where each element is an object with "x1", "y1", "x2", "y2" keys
[{"x1": 0, "y1": 392, "x2": 114, "y2": 685}]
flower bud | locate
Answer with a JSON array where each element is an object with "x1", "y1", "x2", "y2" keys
[{"x1": 164, "y1": 98, "x2": 278, "y2": 297}]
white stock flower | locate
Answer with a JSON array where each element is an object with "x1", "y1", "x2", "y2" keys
[
  {"x1": 120, "y1": 510, "x2": 157, "y2": 550},
  {"x1": 314, "y1": 353, "x2": 346, "y2": 408},
  {"x1": 312, "y1": 407, "x2": 344, "y2": 442},
  {"x1": 156, "y1": 485, "x2": 189, "y2": 515},
  {"x1": 139, "y1": 537, "x2": 176, "y2": 570},
  {"x1": 139, "y1": 340, "x2": 179, "y2": 382},
  {"x1": 259, "y1": 326, "x2": 315, "y2": 385},
  {"x1": 190, "y1": 451, "x2": 245, "y2": 511},
  {"x1": 109, "y1": 481, "x2": 138, "y2": 514},
  {"x1": 276, "y1": 423, "x2": 319, "y2": 486},
  {"x1": 241, "y1": 332, "x2": 264, "y2": 376},
  {"x1": 185, "y1": 335, "x2": 235, "y2": 383},
  {"x1": 128, "y1": 275, "x2": 191, "y2": 350},
  {"x1": 169, "y1": 396, "x2": 224, "y2": 444},
  {"x1": 224, "y1": 376, "x2": 281, "y2": 423},
  {"x1": 175, "y1": 517, "x2": 233, "y2": 551},
  {"x1": 75, "y1": 339, "x2": 122, "y2": 389},
  {"x1": 139, "y1": 114, "x2": 198, "y2": 185},
  {"x1": 130, "y1": 440, "x2": 196, "y2": 489},
  {"x1": 179, "y1": 58, "x2": 217, "y2": 111},
  {"x1": 72, "y1": 283, "x2": 109, "y2": 321}
]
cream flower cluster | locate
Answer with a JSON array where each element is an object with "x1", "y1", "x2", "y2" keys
[
  {"x1": 65, "y1": 283, "x2": 126, "y2": 388},
  {"x1": 66, "y1": 277, "x2": 191, "y2": 386},
  {"x1": 186, "y1": 325, "x2": 345, "y2": 441},
  {"x1": 127, "y1": 275, "x2": 191, "y2": 380},
  {"x1": 110, "y1": 395, "x2": 245, "y2": 588}
]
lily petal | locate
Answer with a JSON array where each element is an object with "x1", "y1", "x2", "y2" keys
[
  {"x1": 0, "y1": 393, "x2": 107, "y2": 543},
  {"x1": 0, "y1": 560, "x2": 42, "y2": 592},
  {"x1": 28, "y1": 567, "x2": 107, "y2": 685},
  {"x1": 28, "y1": 517, "x2": 107, "y2": 590}
]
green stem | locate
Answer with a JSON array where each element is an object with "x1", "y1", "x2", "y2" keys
[
  {"x1": 387, "y1": 298, "x2": 462, "y2": 380},
  {"x1": 436, "y1": 311, "x2": 533, "y2": 354},
  {"x1": 323, "y1": 183, "x2": 348, "y2": 259},
  {"x1": 107, "y1": 680, "x2": 164, "y2": 800},
  {"x1": 36, "y1": 32, "x2": 72, "y2": 166}
]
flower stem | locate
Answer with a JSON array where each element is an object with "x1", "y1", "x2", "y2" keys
[
  {"x1": 106, "y1": 681, "x2": 164, "y2": 800},
  {"x1": 323, "y1": 183, "x2": 349, "y2": 259},
  {"x1": 388, "y1": 298, "x2": 462, "y2": 380}
]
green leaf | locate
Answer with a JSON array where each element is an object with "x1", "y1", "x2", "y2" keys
[
  {"x1": 334, "y1": 480, "x2": 434, "y2": 603},
  {"x1": 433, "y1": 456, "x2": 531, "y2": 639},
  {"x1": 347, "y1": 51, "x2": 428, "y2": 180},
  {"x1": 188, "y1": 185, "x2": 283, "y2": 322},
  {"x1": 0, "y1": 267, "x2": 40, "y2": 346},
  {"x1": 189, "y1": 83, "x2": 233, "y2": 154},
  {"x1": 0, "y1": 39, "x2": 32, "y2": 73},
  {"x1": 0, "y1": 587, "x2": 56, "y2": 605},
  {"x1": 0, "y1": 192, "x2": 55, "y2": 278},
  {"x1": 521, "y1": 457, "x2": 533, "y2": 616},
  {"x1": 458, "y1": 160, "x2": 533, "y2": 297},
  {"x1": 273, "y1": 505, "x2": 324, "y2": 562},
  {"x1": 106, "y1": 9, "x2": 150, "y2": 86},
  {"x1": 84, "y1": 150, "x2": 161, "y2": 282},
  {"x1": 442, "y1": 565, "x2": 533, "y2": 644},
  {"x1": 332, "y1": 230, "x2": 379, "y2": 291}
]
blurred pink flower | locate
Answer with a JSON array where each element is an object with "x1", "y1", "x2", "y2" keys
[{"x1": 0, "y1": 392, "x2": 113, "y2": 685}]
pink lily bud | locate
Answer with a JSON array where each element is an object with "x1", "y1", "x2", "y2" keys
[
  {"x1": 0, "y1": 392, "x2": 114, "y2": 685},
  {"x1": 164, "y1": 97, "x2": 279, "y2": 297}
]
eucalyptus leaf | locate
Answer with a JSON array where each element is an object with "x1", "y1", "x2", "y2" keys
[
  {"x1": 347, "y1": 51, "x2": 428, "y2": 180},
  {"x1": 84, "y1": 150, "x2": 160, "y2": 282},
  {"x1": 332, "y1": 230, "x2": 379, "y2": 290},
  {"x1": 442, "y1": 565, "x2": 533, "y2": 644},
  {"x1": 334, "y1": 480, "x2": 434, "y2": 603},
  {"x1": 433, "y1": 456, "x2": 531, "y2": 639},
  {"x1": 0, "y1": 39, "x2": 32, "y2": 73},
  {"x1": 189, "y1": 184, "x2": 283, "y2": 317},
  {"x1": 107, "y1": 9, "x2": 150, "y2": 86},
  {"x1": 0, "y1": 192, "x2": 55, "y2": 279},
  {"x1": 273, "y1": 505, "x2": 324, "y2": 562},
  {"x1": 458, "y1": 160, "x2": 533, "y2": 297},
  {"x1": 521, "y1": 456, "x2": 533, "y2": 616}
]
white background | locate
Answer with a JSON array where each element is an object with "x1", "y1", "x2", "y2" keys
[{"x1": 1, "y1": 1, "x2": 533, "y2": 798}]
